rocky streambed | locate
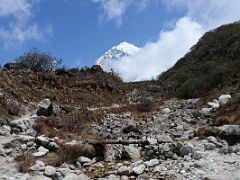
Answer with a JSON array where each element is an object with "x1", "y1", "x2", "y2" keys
[{"x1": 1, "y1": 94, "x2": 240, "y2": 180}]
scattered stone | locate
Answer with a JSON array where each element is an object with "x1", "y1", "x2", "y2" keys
[{"x1": 203, "y1": 143, "x2": 216, "y2": 150}]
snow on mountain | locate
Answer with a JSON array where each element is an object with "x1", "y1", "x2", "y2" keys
[{"x1": 95, "y1": 42, "x2": 140, "y2": 72}]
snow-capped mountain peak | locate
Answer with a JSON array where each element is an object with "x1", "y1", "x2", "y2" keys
[{"x1": 96, "y1": 42, "x2": 140, "y2": 72}]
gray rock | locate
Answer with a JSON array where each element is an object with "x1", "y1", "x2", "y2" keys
[
  {"x1": 5, "y1": 99, "x2": 20, "y2": 115},
  {"x1": 118, "y1": 166, "x2": 131, "y2": 176},
  {"x1": 0, "y1": 119, "x2": 8, "y2": 126},
  {"x1": 162, "y1": 108, "x2": 171, "y2": 114},
  {"x1": 157, "y1": 135, "x2": 173, "y2": 143},
  {"x1": 30, "y1": 160, "x2": 45, "y2": 171},
  {"x1": 132, "y1": 164, "x2": 145, "y2": 175},
  {"x1": 218, "y1": 94, "x2": 231, "y2": 105},
  {"x1": 0, "y1": 125, "x2": 11, "y2": 136},
  {"x1": 202, "y1": 107, "x2": 213, "y2": 116},
  {"x1": 207, "y1": 100, "x2": 220, "y2": 109},
  {"x1": 31, "y1": 175, "x2": 51, "y2": 180},
  {"x1": 147, "y1": 138, "x2": 158, "y2": 145},
  {"x1": 203, "y1": 143, "x2": 216, "y2": 150},
  {"x1": 47, "y1": 142, "x2": 60, "y2": 151},
  {"x1": 215, "y1": 125, "x2": 240, "y2": 136},
  {"x1": 36, "y1": 136, "x2": 49, "y2": 146},
  {"x1": 44, "y1": 165, "x2": 56, "y2": 177},
  {"x1": 62, "y1": 173, "x2": 79, "y2": 180},
  {"x1": 37, "y1": 99, "x2": 53, "y2": 116},
  {"x1": 122, "y1": 145, "x2": 140, "y2": 159},
  {"x1": 144, "y1": 159, "x2": 159, "y2": 167},
  {"x1": 78, "y1": 156, "x2": 92, "y2": 164},
  {"x1": 207, "y1": 136, "x2": 222, "y2": 147},
  {"x1": 180, "y1": 145, "x2": 195, "y2": 156}
]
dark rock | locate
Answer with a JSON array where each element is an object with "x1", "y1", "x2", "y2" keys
[{"x1": 37, "y1": 99, "x2": 53, "y2": 116}]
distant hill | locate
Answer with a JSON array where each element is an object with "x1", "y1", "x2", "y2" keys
[{"x1": 158, "y1": 22, "x2": 240, "y2": 98}]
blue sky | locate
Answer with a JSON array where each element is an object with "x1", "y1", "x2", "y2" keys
[
  {"x1": 0, "y1": 0, "x2": 181, "y2": 67},
  {"x1": 0, "y1": 0, "x2": 240, "y2": 81}
]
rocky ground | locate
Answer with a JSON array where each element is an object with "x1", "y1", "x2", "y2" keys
[{"x1": 1, "y1": 91, "x2": 240, "y2": 180}]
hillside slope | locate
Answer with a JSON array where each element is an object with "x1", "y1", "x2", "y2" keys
[{"x1": 158, "y1": 22, "x2": 240, "y2": 98}]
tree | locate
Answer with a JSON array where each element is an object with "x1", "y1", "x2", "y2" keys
[{"x1": 16, "y1": 48, "x2": 62, "y2": 72}]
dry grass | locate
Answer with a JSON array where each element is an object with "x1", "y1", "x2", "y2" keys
[
  {"x1": 213, "y1": 97, "x2": 240, "y2": 126},
  {"x1": 41, "y1": 143, "x2": 104, "y2": 166},
  {"x1": 18, "y1": 152, "x2": 35, "y2": 173}
]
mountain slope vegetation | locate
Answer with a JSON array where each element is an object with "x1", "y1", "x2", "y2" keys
[{"x1": 158, "y1": 22, "x2": 240, "y2": 98}]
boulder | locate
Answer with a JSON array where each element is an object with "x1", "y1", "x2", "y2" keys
[
  {"x1": 37, "y1": 99, "x2": 53, "y2": 116},
  {"x1": 218, "y1": 94, "x2": 232, "y2": 105},
  {"x1": 122, "y1": 145, "x2": 140, "y2": 159}
]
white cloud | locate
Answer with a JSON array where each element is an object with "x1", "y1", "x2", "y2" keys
[
  {"x1": 111, "y1": 17, "x2": 204, "y2": 81},
  {"x1": 92, "y1": 0, "x2": 151, "y2": 27},
  {"x1": 0, "y1": 0, "x2": 52, "y2": 49},
  {"x1": 103, "y1": 0, "x2": 240, "y2": 81}
]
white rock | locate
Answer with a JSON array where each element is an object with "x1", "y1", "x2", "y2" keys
[
  {"x1": 132, "y1": 164, "x2": 145, "y2": 175},
  {"x1": 36, "y1": 136, "x2": 49, "y2": 146},
  {"x1": 44, "y1": 165, "x2": 56, "y2": 177},
  {"x1": 33, "y1": 146, "x2": 49, "y2": 157},
  {"x1": 78, "y1": 156, "x2": 92, "y2": 164},
  {"x1": 202, "y1": 107, "x2": 213, "y2": 115},
  {"x1": 122, "y1": 145, "x2": 140, "y2": 159},
  {"x1": 118, "y1": 166, "x2": 131, "y2": 175},
  {"x1": 207, "y1": 100, "x2": 220, "y2": 109},
  {"x1": 218, "y1": 94, "x2": 232, "y2": 105},
  {"x1": 63, "y1": 173, "x2": 90, "y2": 180},
  {"x1": 162, "y1": 108, "x2": 171, "y2": 114},
  {"x1": 30, "y1": 160, "x2": 45, "y2": 171}
]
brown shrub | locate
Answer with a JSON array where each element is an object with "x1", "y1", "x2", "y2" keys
[
  {"x1": 47, "y1": 143, "x2": 99, "y2": 166},
  {"x1": 137, "y1": 98, "x2": 154, "y2": 112},
  {"x1": 18, "y1": 152, "x2": 35, "y2": 173},
  {"x1": 33, "y1": 119, "x2": 58, "y2": 138}
]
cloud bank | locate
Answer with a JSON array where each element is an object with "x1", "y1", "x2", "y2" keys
[
  {"x1": 0, "y1": 0, "x2": 52, "y2": 49},
  {"x1": 95, "y1": 0, "x2": 240, "y2": 82}
]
